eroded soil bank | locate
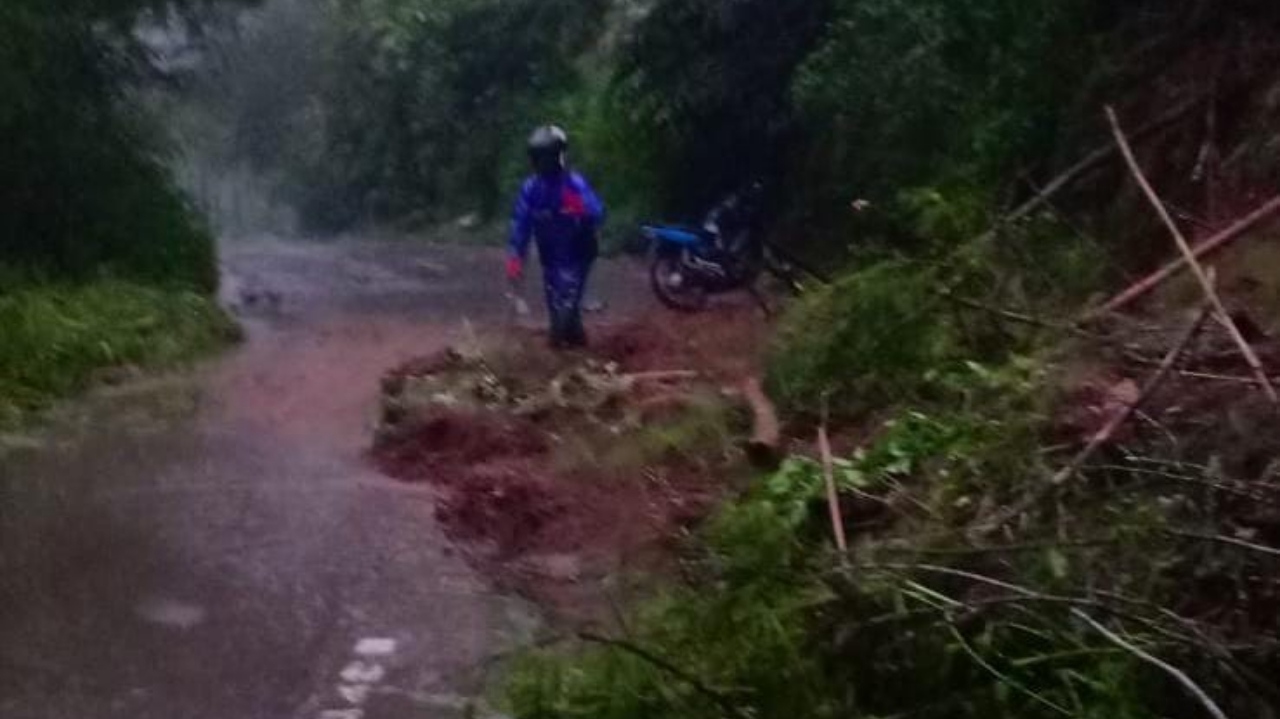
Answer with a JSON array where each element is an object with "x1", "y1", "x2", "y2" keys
[{"x1": 370, "y1": 302, "x2": 775, "y2": 624}]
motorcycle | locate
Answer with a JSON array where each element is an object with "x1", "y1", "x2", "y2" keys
[{"x1": 640, "y1": 187, "x2": 809, "y2": 311}]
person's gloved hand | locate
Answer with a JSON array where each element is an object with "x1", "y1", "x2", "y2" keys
[{"x1": 505, "y1": 256, "x2": 524, "y2": 281}]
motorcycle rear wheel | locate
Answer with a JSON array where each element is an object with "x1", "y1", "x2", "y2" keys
[{"x1": 650, "y1": 253, "x2": 709, "y2": 312}]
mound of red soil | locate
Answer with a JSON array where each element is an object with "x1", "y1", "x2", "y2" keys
[
  {"x1": 374, "y1": 404, "x2": 722, "y2": 560},
  {"x1": 435, "y1": 466, "x2": 566, "y2": 556},
  {"x1": 374, "y1": 410, "x2": 547, "y2": 483},
  {"x1": 594, "y1": 321, "x2": 680, "y2": 372},
  {"x1": 369, "y1": 311, "x2": 770, "y2": 620},
  {"x1": 594, "y1": 304, "x2": 771, "y2": 380}
]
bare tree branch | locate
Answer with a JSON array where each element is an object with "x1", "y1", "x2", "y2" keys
[
  {"x1": 1105, "y1": 106, "x2": 1277, "y2": 403},
  {"x1": 1072, "y1": 609, "x2": 1229, "y2": 719},
  {"x1": 970, "y1": 296, "x2": 1212, "y2": 537},
  {"x1": 577, "y1": 632, "x2": 751, "y2": 719},
  {"x1": 1163, "y1": 529, "x2": 1280, "y2": 558}
]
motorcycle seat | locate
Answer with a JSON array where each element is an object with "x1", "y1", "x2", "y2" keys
[{"x1": 643, "y1": 224, "x2": 714, "y2": 246}]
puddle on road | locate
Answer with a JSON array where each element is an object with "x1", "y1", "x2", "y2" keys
[{"x1": 134, "y1": 596, "x2": 208, "y2": 630}]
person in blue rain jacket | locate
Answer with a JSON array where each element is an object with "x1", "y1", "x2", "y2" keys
[{"x1": 506, "y1": 125, "x2": 606, "y2": 348}]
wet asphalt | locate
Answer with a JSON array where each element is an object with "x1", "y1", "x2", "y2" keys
[{"x1": 0, "y1": 237, "x2": 648, "y2": 719}]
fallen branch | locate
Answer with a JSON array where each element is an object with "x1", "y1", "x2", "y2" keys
[
  {"x1": 1175, "y1": 369, "x2": 1280, "y2": 384},
  {"x1": 1159, "y1": 368, "x2": 1276, "y2": 385},
  {"x1": 945, "y1": 623, "x2": 1074, "y2": 716},
  {"x1": 1072, "y1": 609, "x2": 1230, "y2": 719},
  {"x1": 1094, "y1": 194, "x2": 1280, "y2": 317},
  {"x1": 1163, "y1": 529, "x2": 1280, "y2": 559},
  {"x1": 854, "y1": 563, "x2": 1208, "y2": 648},
  {"x1": 942, "y1": 292, "x2": 1099, "y2": 338},
  {"x1": 577, "y1": 632, "x2": 750, "y2": 719},
  {"x1": 1105, "y1": 106, "x2": 1278, "y2": 404},
  {"x1": 622, "y1": 370, "x2": 700, "y2": 384},
  {"x1": 970, "y1": 296, "x2": 1212, "y2": 538},
  {"x1": 1121, "y1": 352, "x2": 1280, "y2": 384},
  {"x1": 1092, "y1": 465, "x2": 1280, "y2": 505},
  {"x1": 979, "y1": 95, "x2": 1204, "y2": 243},
  {"x1": 818, "y1": 400, "x2": 849, "y2": 554},
  {"x1": 742, "y1": 377, "x2": 781, "y2": 469},
  {"x1": 864, "y1": 562, "x2": 1047, "y2": 599},
  {"x1": 880, "y1": 536, "x2": 1125, "y2": 557}
]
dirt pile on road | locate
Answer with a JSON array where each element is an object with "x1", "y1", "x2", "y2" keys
[{"x1": 370, "y1": 313, "x2": 768, "y2": 618}]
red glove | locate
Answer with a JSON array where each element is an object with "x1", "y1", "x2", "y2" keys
[{"x1": 505, "y1": 256, "x2": 524, "y2": 281}]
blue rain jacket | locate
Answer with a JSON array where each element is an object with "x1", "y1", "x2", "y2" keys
[{"x1": 507, "y1": 171, "x2": 606, "y2": 270}]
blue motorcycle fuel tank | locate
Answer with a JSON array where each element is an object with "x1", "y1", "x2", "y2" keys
[{"x1": 643, "y1": 225, "x2": 705, "y2": 247}]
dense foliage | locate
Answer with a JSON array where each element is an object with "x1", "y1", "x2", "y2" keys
[
  {"x1": 490, "y1": 3, "x2": 1280, "y2": 718},
  {"x1": 511, "y1": 345, "x2": 1280, "y2": 718},
  {"x1": 203, "y1": 0, "x2": 610, "y2": 232},
  {"x1": 610, "y1": 0, "x2": 832, "y2": 215},
  {"x1": 214, "y1": 0, "x2": 1272, "y2": 269},
  {"x1": 0, "y1": 1, "x2": 223, "y2": 289},
  {"x1": 0, "y1": 280, "x2": 239, "y2": 427},
  {"x1": 1, "y1": 2, "x2": 243, "y2": 423}
]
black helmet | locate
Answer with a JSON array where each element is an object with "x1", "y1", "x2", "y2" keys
[{"x1": 528, "y1": 125, "x2": 568, "y2": 177}]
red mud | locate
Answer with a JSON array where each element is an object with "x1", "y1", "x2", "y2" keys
[
  {"x1": 370, "y1": 310, "x2": 768, "y2": 620},
  {"x1": 593, "y1": 303, "x2": 771, "y2": 379},
  {"x1": 374, "y1": 411, "x2": 548, "y2": 476},
  {"x1": 374, "y1": 404, "x2": 725, "y2": 618}
]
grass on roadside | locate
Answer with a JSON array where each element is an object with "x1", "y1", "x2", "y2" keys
[{"x1": 0, "y1": 279, "x2": 239, "y2": 427}]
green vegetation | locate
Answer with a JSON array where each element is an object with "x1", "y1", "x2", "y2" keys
[
  {"x1": 217, "y1": 0, "x2": 1279, "y2": 270},
  {"x1": 479, "y1": 4, "x2": 1280, "y2": 715},
  {"x1": 8, "y1": 0, "x2": 1278, "y2": 713},
  {"x1": 0, "y1": 281, "x2": 238, "y2": 427},
  {"x1": 508, "y1": 350, "x2": 1278, "y2": 717},
  {"x1": 558, "y1": 390, "x2": 740, "y2": 473},
  {"x1": 0, "y1": 1, "x2": 227, "y2": 289},
  {"x1": 1, "y1": 2, "x2": 241, "y2": 423},
  {"x1": 198, "y1": 0, "x2": 609, "y2": 233}
]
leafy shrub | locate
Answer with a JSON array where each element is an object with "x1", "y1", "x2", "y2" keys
[
  {"x1": 503, "y1": 417, "x2": 1166, "y2": 719},
  {"x1": 258, "y1": 0, "x2": 610, "y2": 232},
  {"x1": 611, "y1": 0, "x2": 833, "y2": 216},
  {"x1": 505, "y1": 375, "x2": 1265, "y2": 719},
  {"x1": 767, "y1": 260, "x2": 958, "y2": 413},
  {"x1": 505, "y1": 475, "x2": 830, "y2": 719},
  {"x1": 0, "y1": 2, "x2": 220, "y2": 290},
  {"x1": 0, "y1": 280, "x2": 238, "y2": 427},
  {"x1": 786, "y1": 0, "x2": 1096, "y2": 248}
]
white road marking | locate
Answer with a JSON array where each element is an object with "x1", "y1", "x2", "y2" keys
[
  {"x1": 340, "y1": 660, "x2": 386, "y2": 685},
  {"x1": 317, "y1": 637, "x2": 399, "y2": 719},
  {"x1": 133, "y1": 597, "x2": 207, "y2": 629},
  {"x1": 354, "y1": 638, "x2": 397, "y2": 657},
  {"x1": 337, "y1": 683, "x2": 371, "y2": 706}
]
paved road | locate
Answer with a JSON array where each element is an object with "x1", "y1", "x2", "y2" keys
[{"x1": 0, "y1": 238, "x2": 647, "y2": 719}]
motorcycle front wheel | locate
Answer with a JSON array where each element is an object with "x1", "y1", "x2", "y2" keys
[{"x1": 650, "y1": 252, "x2": 709, "y2": 312}]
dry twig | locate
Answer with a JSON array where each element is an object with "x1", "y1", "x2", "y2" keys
[
  {"x1": 1163, "y1": 529, "x2": 1280, "y2": 559},
  {"x1": 1105, "y1": 106, "x2": 1277, "y2": 403},
  {"x1": 978, "y1": 95, "x2": 1203, "y2": 244},
  {"x1": 578, "y1": 632, "x2": 750, "y2": 719},
  {"x1": 970, "y1": 296, "x2": 1212, "y2": 537},
  {"x1": 942, "y1": 292, "x2": 1099, "y2": 338},
  {"x1": 818, "y1": 398, "x2": 850, "y2": 554},
  {"x1": 853, "y1": 563, "x2": 1208, "y2": 649},
  {"x1": 742, "y1": 377, "x2": 781, "y2": 469},
  {"x1": 945, "y1": 623, "x2": 1074, "y2": 716},
  {"x1": 1094, "y1": 194, "x2": 1280, "y2": 317},
  {"x1": 1072, "y1": 609, "x2": 1229, "y2": 719}
]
